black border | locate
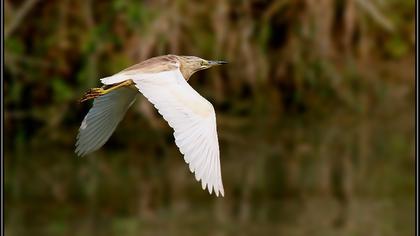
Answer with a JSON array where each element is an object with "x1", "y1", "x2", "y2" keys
[
  {"x1": 1, "y1": 0, "x2": 4, "y2": 235},
  {"x1": 415, "y1": 0, "x2": 418, "y2": 234}
]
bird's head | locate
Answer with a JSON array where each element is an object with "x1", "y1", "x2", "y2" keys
[{"x1": 177, "y1": 55, "x2": 227, "y2": 80}]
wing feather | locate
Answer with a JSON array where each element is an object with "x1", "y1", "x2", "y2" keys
[
  {"x1": 131, "y1": 69, "x2": 224, "y2": 196},
  {"x1": 75, "y1": 87, "x2": 138, "y2": 156}
]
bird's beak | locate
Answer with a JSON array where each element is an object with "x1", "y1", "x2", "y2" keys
[{"x1": 207, "y1": 60, "x2": 228, "y2": 66}]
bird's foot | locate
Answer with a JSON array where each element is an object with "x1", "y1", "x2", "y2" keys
[
  {"x1": 79, "y1": 80, "x2": 134, "y2": 103},
  {"x1": 79, "y1": 87, "x2": 105, "y2": 103}
]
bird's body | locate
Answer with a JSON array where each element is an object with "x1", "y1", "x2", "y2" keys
[{"x1": 76, "y1": 55, "x2": 227, "y2": 196}]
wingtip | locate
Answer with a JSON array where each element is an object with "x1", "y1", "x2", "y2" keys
[
  {"x1": 208, "y1": 185, "x2": 213, "y2": 194},
  {"x1": 219, "y1": 185, "x2": 225, "y2": 197},
  {"x1": 208, "y1": 184, "x2": 225, "y2": 197},
  {"x1": 74, "y1": 149, "x2": 85, "y2": 157},
  {"x1": 74, "y1": 143, "x2": 89, "y2": 157},
  {"x1": 214, "y1": 189, "x2": 224, "y2": 197}
]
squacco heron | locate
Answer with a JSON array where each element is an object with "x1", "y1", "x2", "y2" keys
[{"x1": 76, "y1": 55, "x2": 227, "y2": 196}]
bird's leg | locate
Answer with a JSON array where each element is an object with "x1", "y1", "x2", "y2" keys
[{"x1": 79, "y1": 79, "x2": 134, "y2": 102}]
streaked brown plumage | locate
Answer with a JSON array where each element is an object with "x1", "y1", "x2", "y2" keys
[{"x1": 80, "y1": 55, "x2": 226, "y2": 102}]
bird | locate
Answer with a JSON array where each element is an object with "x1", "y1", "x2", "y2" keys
[{"x1": 75, "y1": 55, "x2": 227, "y2": 197}]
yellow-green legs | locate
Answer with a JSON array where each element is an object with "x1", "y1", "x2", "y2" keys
[{"x1": 80, "y1": 79, "x2": 134, "y2": 102}]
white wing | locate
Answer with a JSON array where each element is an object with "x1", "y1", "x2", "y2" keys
[
  {"x1": 76, "y1": 87, "x2": 138, "y2": 156},
  {"x1": 130, "y1": 69, "x2": 224, "y2": 197}
]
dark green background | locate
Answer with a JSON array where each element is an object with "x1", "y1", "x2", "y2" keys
[{"x1": 4, "y1": 0, "x2": 415, "y2": 235}]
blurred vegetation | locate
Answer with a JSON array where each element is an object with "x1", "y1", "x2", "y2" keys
[{"x1": 4, "y1": 0, "x2": 415, "y2": 235}]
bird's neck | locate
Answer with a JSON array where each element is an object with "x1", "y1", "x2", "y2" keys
[{"x1": 179, "y1": 65, "x2": 194, "y2": 81}]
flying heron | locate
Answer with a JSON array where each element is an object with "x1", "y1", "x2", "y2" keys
[{"x1": 76, "y1": 55, "x2": 227, "y2": 197}]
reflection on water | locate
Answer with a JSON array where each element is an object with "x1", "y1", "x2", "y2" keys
[{"x1": 5, "y1": 86, "x2": 414, "y2": 235}]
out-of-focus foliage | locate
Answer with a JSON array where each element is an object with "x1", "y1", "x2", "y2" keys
[{"x1": 4, "y1": 0, "x2": 414, "y2": 235}]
